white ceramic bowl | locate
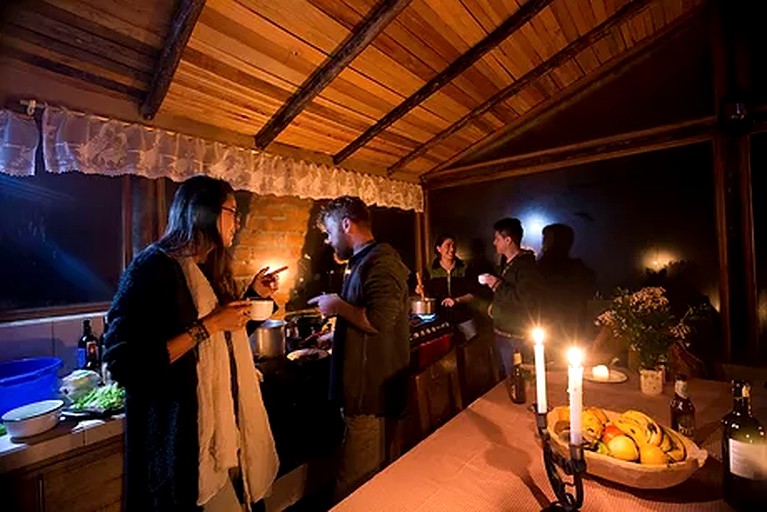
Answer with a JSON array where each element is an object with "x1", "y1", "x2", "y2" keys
[
  {"x1": 249, "y1": 299, "x2": 274, "y2": 321},
  {"x1": 1, "y1": 399, "x2": 64, "y2": 438}
]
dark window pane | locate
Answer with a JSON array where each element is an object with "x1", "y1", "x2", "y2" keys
[
  {"x1": 0, "y1": 173, "x2": 123, "y2": 312},
  {"x1": 428, "y1": 143, "x2": 720, "y2": 330}
]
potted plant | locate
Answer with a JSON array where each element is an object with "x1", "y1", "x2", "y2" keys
[{"x1": 596, "y1": 287, "x2": 695, "y2": 395}]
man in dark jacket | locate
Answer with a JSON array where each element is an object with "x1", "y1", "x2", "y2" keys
[
  {"x1": 480, "y1": 217, "x2": 543, "y2": 377},
  {"x1": 309, "y1": 196, "x2": 410, "y2": 501}
]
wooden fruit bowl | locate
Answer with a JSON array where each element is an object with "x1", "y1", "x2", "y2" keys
[{"x1": 546, "y1": 406, "x2": 708, "y2": 489}]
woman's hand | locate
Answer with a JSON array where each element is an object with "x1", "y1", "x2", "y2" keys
[
  {"x1": 250, "y1": 266, "x2": 285, "y2": 298},
  {"x1": 441, "y1": 297, "x2": 456, "y2": 307},
  {"x1": 415, "y1": 283, "x2": 424, "y2": 297},
  {"x1": 202, "y1": 300, "x2": 251, "y2": 333}
]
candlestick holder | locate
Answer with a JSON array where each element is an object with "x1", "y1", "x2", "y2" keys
[{"x1": 535, "y1": 406, "x2": 586, "y2": 511}]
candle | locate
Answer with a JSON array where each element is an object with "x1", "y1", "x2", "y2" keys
[
  {"x1": 531, "y1": 327, "x2": 547, "y2": 414},
  {"x1": 567, "y1": 347, "x2": 584, "y2": 446},
  {"x1": 591, "y1": 364, "x2": 610, "y2": 381}
]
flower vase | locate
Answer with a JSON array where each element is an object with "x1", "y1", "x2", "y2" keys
[{"x1": 639, "y1": 368, "x2": 664, "y2": 395}]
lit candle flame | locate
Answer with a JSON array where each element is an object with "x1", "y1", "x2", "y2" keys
[
  {"x1": 531, "y1": 327, "x2": 545, "y2": 345},
  {"x1": 566, "y1": 346, "x2": 584, "y2": 368}
]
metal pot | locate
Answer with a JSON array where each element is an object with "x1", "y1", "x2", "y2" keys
[
  {"x1": 410, "y1": 297, "x2": 436, "y2": 315},
  {"x1": 249, "y1": 319, "x2": 286, "y2": 358}
]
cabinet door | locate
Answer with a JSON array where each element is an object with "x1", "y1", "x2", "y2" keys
[
  {"x1": 43, "y1": 438, "x2": 123, "y2": 512},
  {"x1": 0, "y1": 470, "x2": 44, "y2": 512}
]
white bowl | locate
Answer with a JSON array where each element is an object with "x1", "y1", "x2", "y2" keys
[
  {"x1": 1, "y1": 399, "x2": 64, "y2": 438},
  {"x1": 250, "y1": 299, "x2": 274, "y2": 321}
]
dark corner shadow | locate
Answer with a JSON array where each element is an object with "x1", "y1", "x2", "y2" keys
[
  {"x1": 285, "y1": 200, "x2": 341, "y2": 312},
  {"x1": 588, "y1": 456, "x2": 723, "y2": 504},
  {"x1": 463, "y1": 408, "x2": 550, "y2": 509}
]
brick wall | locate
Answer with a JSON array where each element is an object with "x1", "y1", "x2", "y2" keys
[{"x1": 231, "y1": 194, "x2": 313, "y2": 315}]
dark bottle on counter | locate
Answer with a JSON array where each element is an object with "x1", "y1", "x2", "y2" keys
[
  {"x1": 100, "y1": 315, "x2": 111, "y2": 382},
  {"x1": 722, "y1": 380, "x2": 767, "y2": 510},
  {"x1": 78, "y1": 319, "x2": 98, "y2": 369},
  {"x1": 670, "y1": 374, "x2": 695, "y2": 438},
  {"x1": 508, "y1": 349, "x2": 526, "y2": 404}
]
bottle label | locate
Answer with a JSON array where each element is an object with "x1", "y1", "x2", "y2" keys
[
  {"x1": 729, "y1": 439, "x2": 767, "y2": 480},
  {"x1": 675, "y1": 415, "x2": 695, "y2": 437},
  {"x1": 513, "y1": 352, "x2": 522, "y2": 366},
  {"x1": 675, "y1": 380, "x2": 688, "y2": 398},
  {"x1": 86, "y1": 340, "x2": 99, "y2": 360}
]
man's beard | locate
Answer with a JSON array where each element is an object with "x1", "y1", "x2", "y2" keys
[{"x1": 335, "y1": 240, "x2": 353, "y2": 261}]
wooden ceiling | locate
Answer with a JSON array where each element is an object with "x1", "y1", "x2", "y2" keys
[{"x1": 0, "y1": 0, "x2": 704, "y2": 183}]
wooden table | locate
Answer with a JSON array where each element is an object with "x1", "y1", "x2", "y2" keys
[{"x1": 333, "y1": 370, "x2": 767, "y2": 511}]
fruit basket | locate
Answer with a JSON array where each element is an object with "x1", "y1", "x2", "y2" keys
[{"x1": 546, "y1": 406, "x2": 708, "y2": 489}]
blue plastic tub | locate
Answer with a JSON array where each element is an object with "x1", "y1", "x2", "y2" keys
[{"x1": 0, "y1": 357, "x2": 63, "y2": 417}]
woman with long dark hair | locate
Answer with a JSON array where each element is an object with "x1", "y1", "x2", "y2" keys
[{"x1": 104, "y1": 175, "x2": 278, "y2": 512}]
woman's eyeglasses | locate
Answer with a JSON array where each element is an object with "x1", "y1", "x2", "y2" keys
[{"x1": 221, "y1": 206, "x2": 241, "y2": 223}]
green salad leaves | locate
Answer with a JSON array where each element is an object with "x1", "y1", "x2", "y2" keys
[{"x1": 71, "y1": 383, "x2": 125, "y2": 412}]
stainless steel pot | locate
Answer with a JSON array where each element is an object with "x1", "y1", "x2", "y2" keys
[
  {"x1": 249, "y1": 319, "x2": 286, "y2": 358},
  {"x1": 410, "y1": 297, "x2": 436, "y2": 315}
]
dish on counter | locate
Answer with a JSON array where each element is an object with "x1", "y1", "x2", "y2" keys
[
  {"x1": 286, "y1": 348, "x2": 329, "y2": 363},
  {"x1": 583, "y1": 367, "x2": 628, "y2": 383},
  {"x1": 1, "y1": 399, "x2": 64, "y2": 438}
]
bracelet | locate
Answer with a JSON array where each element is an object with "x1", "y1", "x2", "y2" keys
[{"x1": 188, "y1": 320, "x2": 210, "y2": 345}]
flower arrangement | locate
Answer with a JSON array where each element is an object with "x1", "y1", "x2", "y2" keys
[{"x1": 596, "y1": 287, "x2": 700, "y2": 370}]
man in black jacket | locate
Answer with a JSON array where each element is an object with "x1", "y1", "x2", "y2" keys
[
  {"x1": 481, "y1": 217, "x2": 543, "y2": 377},
  {"x1": 309, "y1": 196, "x2": 410, "y2": 501}
]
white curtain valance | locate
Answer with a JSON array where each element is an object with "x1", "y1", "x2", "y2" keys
[
  {"x1": 0, "y1": 109, "x2": 39, "y2": 177},
  {"x1": 42, "y1": 108, "x2": 423, "y2": 212}
]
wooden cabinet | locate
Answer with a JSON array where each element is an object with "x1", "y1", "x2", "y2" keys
[
  {"x1": 413, "y1": 348, "x2": 463, "y2": 436},
  {"x1": 456, "y1": 334, "x2": 501, "y2": 404},
  {"x1": 1, "y1": 437, "x2": 123, "y2": 512}
]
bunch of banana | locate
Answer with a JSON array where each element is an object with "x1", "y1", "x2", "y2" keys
[
  {"x1": 614, "y1": 410, "x2": 686, "y2": 464},
  {"x1": 615, "y1": 410, "x2": 663, "y2": 446},
  {"x1": 582, "y1": 407, "x2": 607, "y2": 448}
]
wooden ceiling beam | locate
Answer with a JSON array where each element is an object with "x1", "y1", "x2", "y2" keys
[
  {"x1": 425, "y1": 116, "x2": 716, "y2": 190},
  {"x1": 388, "y1": 0, "x2": 650, "y2": 176},
  {"x1": 254, "y1": 0, "x2": 412, "y2": 150},
  {"x1": 332, "y1": 0, "x2": 553, "y2": 166},
  {"x1": 423, "y1": 1, "x2": 705, "y2": 177},
  {"x1": 140, "y1": 0, "x2": 206, "y2": 120}
]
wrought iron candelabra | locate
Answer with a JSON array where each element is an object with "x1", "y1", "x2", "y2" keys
[{"x1": 535, "y1": 406, "x2": 586, "y2": 511}]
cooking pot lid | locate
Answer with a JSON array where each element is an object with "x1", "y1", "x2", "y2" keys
[{"x1": 258, "y1": 319, "x2": 285, "y2": 329}]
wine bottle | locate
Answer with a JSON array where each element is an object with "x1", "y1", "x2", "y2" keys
[
  {"x1": 670, "y1": 374, "x2": 695, "y2": 438},
  {"x1": 78, "y1": 320, "x2": 98, "y2": 369},
  {"x1": 508, "y1": 349, "x2": 527, "y2": 404},
  {"x1": 100, "y1": 315, "x2": 111, "y2": 383},
  {"x1": 722, "y1": 380, "x2": 767, "y2": 510}
]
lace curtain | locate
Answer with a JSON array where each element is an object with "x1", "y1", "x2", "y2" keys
[
  {"x1": 0, "y1": 109, "x2": 38, "y2": 177},
  {"x1": 42, "y1": 108, "x2": 424, "y2": 212}
]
